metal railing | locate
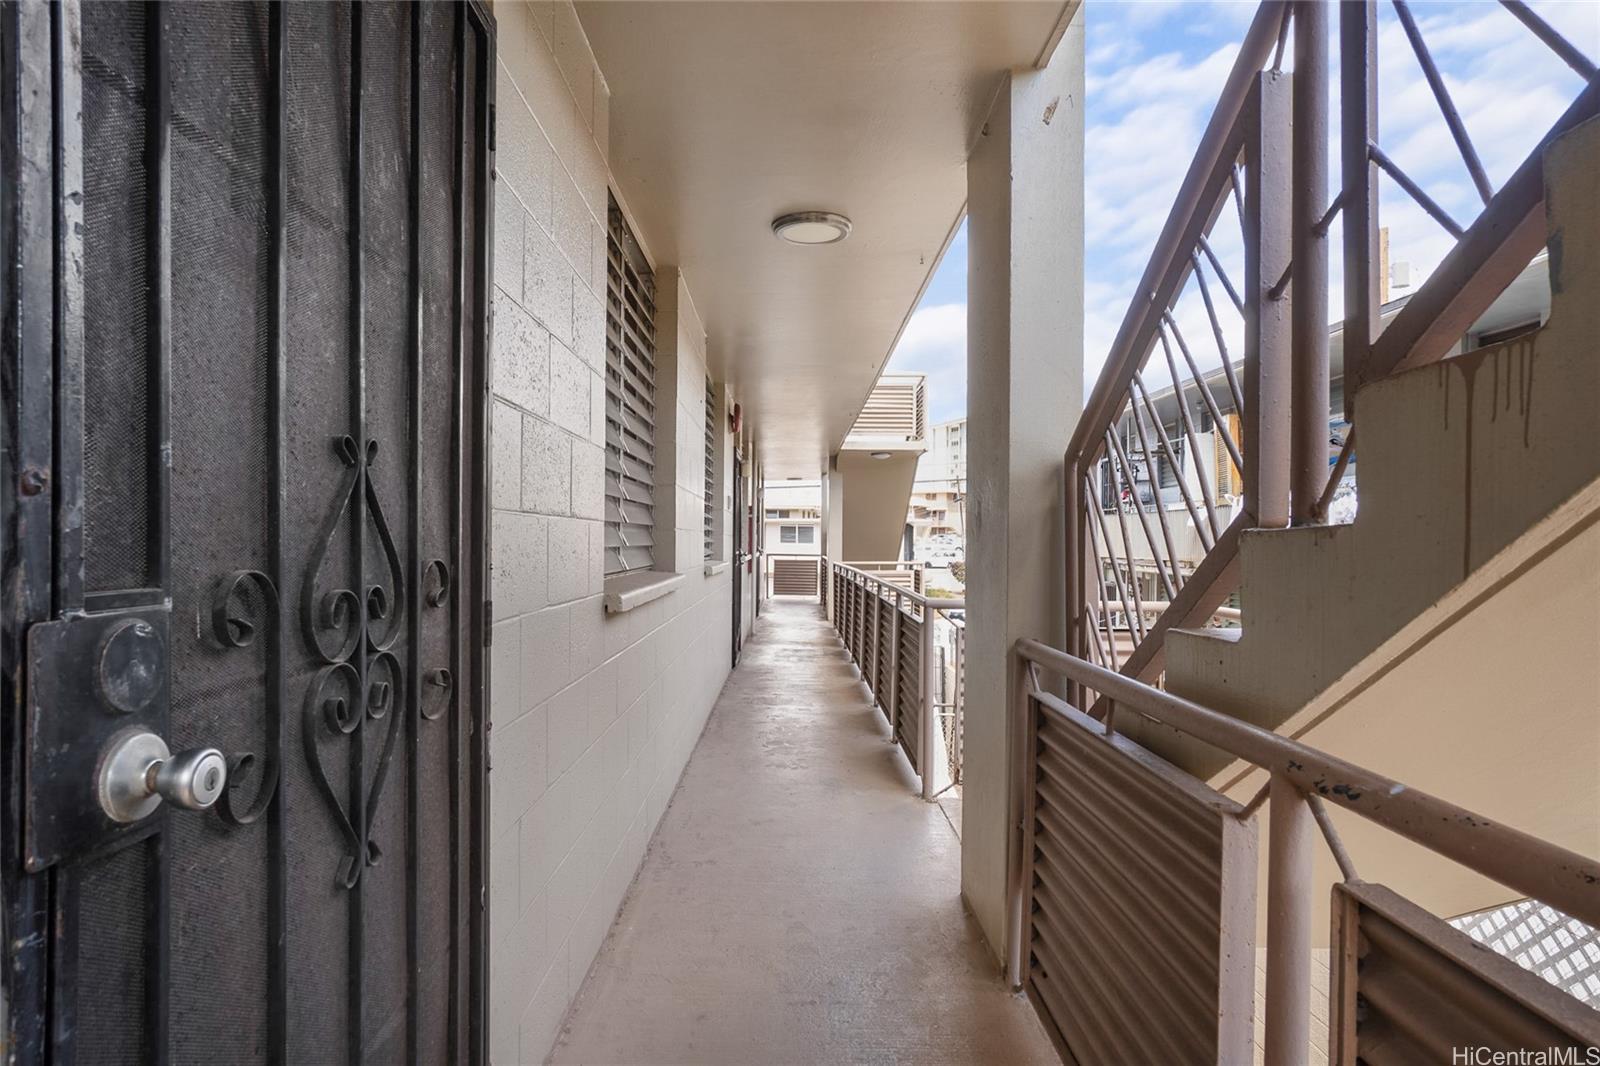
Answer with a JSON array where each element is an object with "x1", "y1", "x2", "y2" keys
[
  {"x1": 937, "y1": 615, "x2": 964, "y2": 789},
  {"x1": 1010, "y1": 639, "x2": 1600, "y2": 1064},
  {"x1": 842, "y1": 559, "x2": 926, "y2": 594},
  {"x1": 1066, "y1": 0, "x2": 1600, "y2": 696},
  {"x1": 763, "y1": 552, "x2": 821, "y2": 598},
  {"x1": 829, "y1": 562, "x2": 964, "y2": 799}
]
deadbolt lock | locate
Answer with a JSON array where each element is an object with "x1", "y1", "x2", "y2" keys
[{"x1": 99, "y1": 729, "x2": 228, "y2": 823}]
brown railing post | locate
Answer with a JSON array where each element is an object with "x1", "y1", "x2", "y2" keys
[
  {"x1": 1244, "y1": 71, "x2": 1293, "y2": 530},
  {"x1": 952, "y1": 622, "x2": 964, "y2": 782},
  {"x1": 887, "y1": 588, "x2": 903, "y2": 733},
  {"x1": 1063, "y1": 458, "x2": 1083, "y2": 705},
  {"x1": 921, "y1": 604, "x2": 938, "y2": 800},
  {"x1": 1291, "y1": 0, "x2": 1330, "y2": 524},
  {"x1": 846, "y1": 573, "x2": 855, "y2": 658},
  {"x1": 1005, "y1": 652, "x2": 1031, "y2": 989},
  {"x1": 1340, "y1": 0, "x2": 1380, "y2": 412},
  {"x1": 1264, "y1": 773, "x2": 1313, "y2": 1066},
  {"x1": 869, "y1": 579, "x2": 882, "y2": 697},
  {"x1": 853, "y1": 574, "x2": 864, "y2": 668}
]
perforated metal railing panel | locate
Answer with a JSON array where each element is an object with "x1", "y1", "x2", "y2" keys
[
  {"x1": 1331, "y1": 882, "x2": 1600, "y2": 1060},
  {"x1": 1023, "y1": 695, "x2": 1258, "y2": 1064},
  {"x1": 894, "y1": 611, "x2": 922, "y2": 772},
  {"x1": 874, "y1": 598, "x2": 893, "y2": 719},
  {"x1": 770, "y1": 558, "x2": 817, "y2": 596}
]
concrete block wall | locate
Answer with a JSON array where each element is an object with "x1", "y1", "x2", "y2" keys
[{"x1": 488, "y1": 3, "x2": 734, "y2": 1061}]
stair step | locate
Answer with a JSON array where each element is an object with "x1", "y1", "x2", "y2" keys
[{"x1": 1159, "y1": 114, "x2": 1600, "y2": 786}]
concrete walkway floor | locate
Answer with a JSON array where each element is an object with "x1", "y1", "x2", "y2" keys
[{"x1": 549, "y1": 600, "x2": 1056, "y2": 1065}]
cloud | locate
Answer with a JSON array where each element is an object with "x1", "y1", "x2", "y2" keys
[
  {"x1": 1079, "y1": 0, "x2": 1596, "y2": 402},
  {"x1": 886, "y1": 303, "x2": 967, "y2": 425},
  {"x1": 895, "y1": 0, "x2": 1598, "y2": 419}
]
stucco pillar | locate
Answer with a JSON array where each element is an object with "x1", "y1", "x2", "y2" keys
[
  {"x1": 821, "y1": 457, "x2": 845, "y2": 619},
  {"x1": 961, "y1": 9, "x2": 1084, "y2": 965}
]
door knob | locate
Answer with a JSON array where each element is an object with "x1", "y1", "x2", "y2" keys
[{"x1": 99, "y1": 729, "x2": 227, "y2": 823}]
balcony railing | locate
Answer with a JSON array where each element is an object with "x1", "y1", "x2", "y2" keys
[
  {"x1": 1065, "y1": 0, "x2": 1600, "y2": 699},
  {"x1": 1008, "y1": 639, "x2": 1600, "y2": 1064},
  {"x1": 829, "y1": 562, "x2": 963, "y2": 797},
  {"x1": 841, "y1": 558, "x2": 926, "y2": 595},
  {"x1": 764, "y1": 552, "x2": 822, "y2": 597}
]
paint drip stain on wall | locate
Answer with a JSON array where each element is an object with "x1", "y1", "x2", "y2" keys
[{"x1": 1448, "y1": 336, "x2": 1539, "y2": 579}]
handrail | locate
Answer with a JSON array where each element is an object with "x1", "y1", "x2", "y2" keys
[
  {"x1": 1063, "y1": 3, "x2": 1292, "y2": 692},
  {"x1": 1012, "y1": 637, "x2": 1600, "y2": 1061},
  {"x1": 834, "y1": 561, "x2": 963, "y2": 611},
  {"x1": 845, "y1": 559, "x2": 927, "y2": 569},
  {"x1": 1067, "y1": 0, "x2": 1600, "y2": 701},
  {"x1": 1065, "y1": 0, "x2": 1289, "y2": 466},
  {"x1": 830, "y1": 562, "x2": 965, "y2": 799},
  {"x1": 1013, "y1": 637, "x2": 1600, "y2": 929},
  {"x1": 1041, "y1": 4, "x2": 1600, "y2": 1059}
]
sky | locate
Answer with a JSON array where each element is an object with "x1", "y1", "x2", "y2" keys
[{"x1": 885, "y1": 0, "x2": 1599, "y2": 426}]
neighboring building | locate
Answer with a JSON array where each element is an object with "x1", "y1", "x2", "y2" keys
[
  {"x1": 909, "y1": 417, "x2": 968, "y2": 560},
  {"x1": 763, "y1": 480, "x2": 822, "y2": 556}
]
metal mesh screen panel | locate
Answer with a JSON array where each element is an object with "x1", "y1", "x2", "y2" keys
[
  {"x1": 74, "y1": 6, "x2": 155, "y2": 1059},
  {"x1": 417, "y1": 5, "x2": 462, "y2": 1061},
  {"x1": 74, "y1": 840, "x2": 153, "y2": 1066},
  {"x1": 454, "y1": 27, "x2": 482, "y2": 1059},
  {"x1": 80, "y1": 0, "x2": 152, "y2": 590},
  {"x1": 283, "y1": 4, "x2": 355, "y2": 1061},
  {"x1": 360, "y1": 3, "x2": 412, "y2": 1058},
  {"x1": 165, "y1": 3, "x2": 274, "y2": 1063}
]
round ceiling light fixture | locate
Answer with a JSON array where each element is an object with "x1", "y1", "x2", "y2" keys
[{"x1": 772, "y1": 211, "x2": 852, "y2": 246}]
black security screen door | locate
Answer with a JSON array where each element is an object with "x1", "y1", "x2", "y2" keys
[{"x1": 0, "y1": 1, "x2": 494, "y2": 1063}]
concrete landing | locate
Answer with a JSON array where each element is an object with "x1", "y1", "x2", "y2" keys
[{"x1": 548, "y1": 600, "x2": 1055, "y2": 1065}]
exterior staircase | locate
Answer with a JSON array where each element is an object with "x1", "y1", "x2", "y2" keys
[{"x1": 1122, "y1": 116, "x2": 1600, "y2": 920}]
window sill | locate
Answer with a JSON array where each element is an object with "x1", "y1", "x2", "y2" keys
[
  {"x1": 703, "y1": 561, "x2": 729, "y2": 576},
  {"x1": 603, "y1": 570, "x2": 684, "y2": 614}
]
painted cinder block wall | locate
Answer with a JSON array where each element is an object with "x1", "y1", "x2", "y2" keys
[{"x1": 487, "y1": 3, "x2": 734, "y2": 1060}]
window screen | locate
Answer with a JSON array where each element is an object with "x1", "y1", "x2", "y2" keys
[
  {"x1": 703, "y1": 376, "x2": 716, "y2": 560},
  {"x1": 604, "y1": 200, "x2": 657, "y2": 574}
]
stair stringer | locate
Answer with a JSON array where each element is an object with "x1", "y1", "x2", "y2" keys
[{"x1": 1122, "y1": 113, "x2": 1600, "y2": 782}]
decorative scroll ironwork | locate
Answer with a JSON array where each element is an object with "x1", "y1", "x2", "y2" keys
[
  {"x1": 210, "y1": 569, "x2": 281, "y2": 826},
  {"x1": 300, "y1": 434, "x2": 406, "y2": 888}
]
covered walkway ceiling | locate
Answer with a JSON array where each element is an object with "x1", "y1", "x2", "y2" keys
[{"x1": 575, "y1": 1, "x2": 1076, "y2": 477}]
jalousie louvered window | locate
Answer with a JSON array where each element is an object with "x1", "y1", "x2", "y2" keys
[
  {"x1": 604, "y1": 200, "x2": 657, "y2": 574},
  {"x1": 704, "y1": 376, "x2": 717, "y2": 560}
]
